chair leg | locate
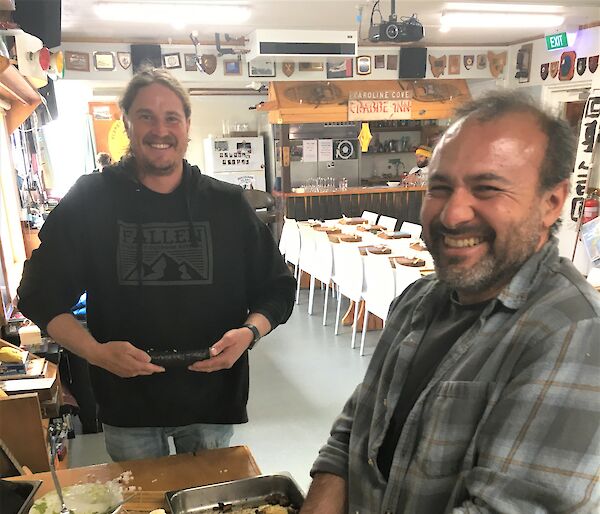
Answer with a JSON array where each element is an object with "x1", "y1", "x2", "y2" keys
[
  {"x1": 360, "y1": 310, "x2": 369, "y2": 356},
  {"x1": 351, "y1": 300, "x2": 360, "y2": 349},
  {"x1": 323, "y1": 282, "x2": 329, "y2": 326},
  {"x1": 295, "y1": 270, "x2": 302, "y2": 305},
  {"x1": 334, "y1": 293, "x2": 342, "y2": 335},
  {"x1": 308, "y1": 275, "x2": 315, "y2": 315}
]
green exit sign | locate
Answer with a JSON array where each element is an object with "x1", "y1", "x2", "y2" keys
[{"x1": 546, "y1": 32, "x2": 568, "y2": 51}]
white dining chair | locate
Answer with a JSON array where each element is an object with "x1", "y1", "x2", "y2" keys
[
  {"x1": 360, "y1": 253, "x2": 397, "y2": 356},
  {"x1": 333, "y1": 243, "x2": 365, "y2": 349},
  {"x1": 309, "y1": 232, "x2": 335, "y2": 322},
  {"x1": 361, "y1": 210, "x2": 379, "y2": 225},
  {"x1": 378, "y1": 215, "x2": 398, "y2": 231},
  {"x1": 295, "y1": 224, "x2": 318, "y2": 305},
  {"x1": 282, "y1": 218, "x2": 301, "y2": 281},
  {"x1": 400, "y1": 221, "x2": 422, "y2": 239},
  {"x1": 395, "y1": 264, "x2": 422, "y2": 297}
]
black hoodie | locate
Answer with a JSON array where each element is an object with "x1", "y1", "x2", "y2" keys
[{"x1": 18, "y1": 159, "x2": 296, "y2": 427}]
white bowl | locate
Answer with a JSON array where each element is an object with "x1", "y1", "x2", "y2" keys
[{"x1": 387, "y1": 181, "x2": 401, "y2": 187}]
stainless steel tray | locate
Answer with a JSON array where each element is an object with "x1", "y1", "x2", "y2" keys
[
  {"x1": 0, "y1": 479, "x2": 42, "y2": 514},
  {"x1": 165, "y1": 473, "x2": 304, "y2": 514}
]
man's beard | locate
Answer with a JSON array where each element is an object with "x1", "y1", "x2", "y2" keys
[
  {"x1": 417, "y1": 159, "x2": 429, "y2": 169},
  {"x1": 425, "y1": 211, "x2": 543, "y2": 295}
]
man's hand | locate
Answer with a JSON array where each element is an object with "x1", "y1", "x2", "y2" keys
[
  {"x1": 88, "y1": 341, "x2": 165, "y2": 378},
  {"x1": 188, "y1": 327, "x2": 253, "y2": 373}
]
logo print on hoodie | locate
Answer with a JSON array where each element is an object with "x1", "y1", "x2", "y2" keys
[{"x1": 117, "y1": 221, "x2": 213, "y2": 285}]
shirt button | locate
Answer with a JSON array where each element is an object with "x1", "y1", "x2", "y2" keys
[
  {"x1": 383, "y1": 398, "x2": 387, "y2": 407},
  {"x1": 368, "y1": 458, "x2": 374, "y2": 466}
]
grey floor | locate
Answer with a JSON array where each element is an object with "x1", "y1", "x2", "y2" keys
[{"x1": 67, "y1": 286, "x2": 382, "y2": 492}]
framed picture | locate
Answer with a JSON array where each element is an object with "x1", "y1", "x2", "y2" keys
[
  {"x1": 326, "y1": 58, "x2": 353, "y2": 79},
  {"x1": 93, "y1": 52, "x2": 115, "y2": 71},
  {"x1": 374, "y1": 55, "x2": 385, "y2": 69},
  {"x1": 184, "y1": 53, "x2": 198, "y2": 72},
  {"x1": 248, "y1": 60, "x2": 276, "y2": 77},
  {"x1": 224, "y1": 59, "x2": 241, "y2": 75},
  {"x1": 356, "y1": 55, "x2": 371, "y2": 75},
  {"x1": 163, "y1": 53, "x2": 181, "y2": 69},
  {"x1": 65, "y1": 51, "x2": 90, "y2": 72},
  {"x1": 386, "y1": 54, "x2": 398, "y2": 71},
  {"x1": 299, "y1": 62, "x2": 324, "y2": 72}
]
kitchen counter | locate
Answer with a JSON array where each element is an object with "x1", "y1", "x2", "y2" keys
[{"x1": 274, "y1": 186, "x2": 426, "y2": 223}]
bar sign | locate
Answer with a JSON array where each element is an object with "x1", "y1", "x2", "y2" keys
[{"x1": 546, "y1": 32, "x2": 568, "y2": 51}]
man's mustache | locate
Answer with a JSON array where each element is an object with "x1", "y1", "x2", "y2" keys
[{"x1": 429, "y1": 221, "x2": 494, "y2": 238}]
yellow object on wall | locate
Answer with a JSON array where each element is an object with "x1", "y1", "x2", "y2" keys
[
  {"x1": 108, "y1": 119, "x2": 130, "y2": 162},
  {"x1": 358, "y1": 122, "x2": 373, "y2": 152}
]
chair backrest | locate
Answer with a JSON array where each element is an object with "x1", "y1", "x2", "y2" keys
[
  {"x1": 378, "y1": 215, "x2": 398, "y2": 231},
  {"x1": 395, "y1": 265, "x2": 422, "y2": 296},
  {"x1": 400, "y1": 221, "x2": 422, "y2": 239},
  {"x1": 298, "y1": 224, "x2": 318, "y2": 273},
  {"x1": 243, "y1": 189, "x2": 275, "y2": 210},
  {"x1": 587, "y1": 267, "x2": 600, "y2": 288},
  {"x1": 361, "y1": 210, "x2": 379, "y2": 225},
  {"x1": 279, "y1": 217, "x2": 294, "y2": 255},
  {"x1": 333, "y1": 243, "x2": 364, "y2": 302},
  {"x1": 312, "y1": 232, "x2": 334, "y2": 283},
  {"x1": 283, "y1": 219, "x2": 301, "y2": 266},
  {"x1": 363, "y1": 253, "x2": 397, "y2": 319}
]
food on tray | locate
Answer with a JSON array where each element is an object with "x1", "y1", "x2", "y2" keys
[
  {"x1": 378, "y1": 231, "x2": 411, "y2": 239},
  {"x1": 395, "y1": 256, "x2": 426, "y2": 267},
  {"x1": 409, "y1": 241, "x2": 427, "y2": 251},
  {"x1": 0, "y1": 346, "x2": 27, "y2": 363},
  {"x1": 212, "y1": 493, "x2": 299, "y2": 514},
  {"x1": 29, "y1": 481, "x2": 123, "y2": 514},
  {"x1": 339, "y1": 234, "x2": 362, "y2": 243},
  {"x1": 361, "y1": 245, "x2": 391, "y2": 255},
  {"x1": 147, "y1": 348, "x2": 211, "y2": 367},
  {"x1": 338, "y1": 217, "x2": 366, "y2": 225},
  {"x1": 314, "y1": 226, "x2": 341, "y2": 234}
]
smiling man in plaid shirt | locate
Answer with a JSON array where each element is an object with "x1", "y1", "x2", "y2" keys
[{"x1": 301, "y1": 91, "x2": 600, "y2": 514}]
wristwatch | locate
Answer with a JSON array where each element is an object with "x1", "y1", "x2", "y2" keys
[{"x1": 242, "y1": 323, "x2": 261, "y2": 350}]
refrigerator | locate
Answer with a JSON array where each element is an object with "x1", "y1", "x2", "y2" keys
[{"x1": 203, "y1": 136, "x2": 267, "y2": 191}]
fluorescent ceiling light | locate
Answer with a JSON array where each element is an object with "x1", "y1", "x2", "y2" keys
[
  {"x1": 440, "y1": 11, "x2": 564, "y2": 28},
  {"x1": 94, "y1": 2, "x2": 251, "y2": 27},
  {"x1": 446, "y1": 3, "x2": 564, "y2": 14}
]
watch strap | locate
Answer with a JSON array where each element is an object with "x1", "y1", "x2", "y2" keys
[{"x1": 242, "y1": 323, "x2": 261, "y2": 350}]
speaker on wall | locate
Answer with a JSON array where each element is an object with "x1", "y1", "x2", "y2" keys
[
  {"x1": 399, "y1": 47, "x2": 427, "y2": 79},
  {"x1": 13, "y1": 0, "x2": 61, "y2": 49},
  {"x1": 131, "y1": 44, "x2": 162, "y2": 73}
]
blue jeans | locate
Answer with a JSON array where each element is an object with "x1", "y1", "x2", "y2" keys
[{"x1": 103, "y1": 423, "x2": 234, "y2": 462}]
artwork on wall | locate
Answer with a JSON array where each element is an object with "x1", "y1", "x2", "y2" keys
[
  {"x1": 559, "y1": 51, "x2": 576, "y2": 81},
  {"x1": 65, "y1": 51, "x2": 90, "y2": 72},
  {"x1": 540, "y1": 63, "x2": 549, "y2": 80},
  {"x1": 93, "y1": 52, "x2": 115, "y2": 71},
  {"x1": 589, "y1": 55, "x2": 599, "y2": 73},
  {"x1": 476, "y1": 54, "x2": 487, "y2": 69},
  {"x1": 282, "y1": 62, "x2": 295, "y2": 77},
  {"x1": 448, "y1": 55, "x2": 460, "y2": 75},
  {"x1": 374, "y1": 55, "x2": 385, "y2": 69},
  {"x1": 224, "y1": 59, "x2": 242, "y2": 75},
  {"x1": 463, "y1": 55, "x2": 474, "y2": 70},
  {"x1": 248, "y1": 60, "x2": 276, "y2": 77},
  {"x1": 298, "y1": 62, "x2": 323, "y2": 72},
  {"x1": 117, "y1": 52, "x2": 131, "y2": 70},
  {"x1": 549, "y1": 61, "x2": 559, "y2": 78},
  {"x1": 199, "y1": 55, "x2": 217, "y2": 75},
  {"x1": 326, "y1": 58, "x2": 353, "y2": 79},
  {"x1": 356, "y1": 56, "x2": 371, "y2": 75},
  {"x1": 184, "y1": 53, "x2": 198, "y2": 72},
  {"x1": 162, "y1": 53, "x2": 182, "y2": 69},
  {"x1": 386, "y1": 54, "x2": 398, "y2": 70},
  {"x1": 515, "y1": 43, "x2": 533, "y2": 83},
  {"x1": 487, "y1": 51, "x2": 507, "y2": 78},
  {"x1": 577, "y1": 57, "x2": 587, "y2": 76},
  {"x1": 429, "y1": 55, "x2": 446, "y2": 78}
]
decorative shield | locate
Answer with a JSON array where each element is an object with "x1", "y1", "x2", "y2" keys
[
  {"x1": 549, "y1": 61, "x2": 559, "y2": 78},
  {"x1": 428, "y1": 55, "x2": 446, "y2": 78},
  {"x1": 540, "y1": 63, "x2": 549, "y2": 80},
  {"x1": 199, "y1": 54, "x2": 217, "y2": 75},
  {"x1": 476, "y1": 54, "x2": 487, "y2": 69},
  {"x1": 559, "y1": 51, "x2": 576, "y2": 81},
  {"x1": 117, "y1": 52, "x2": 131, "y2": 70},
  {"x1": 576, "y1": 57, "x2": 587, "y2": 76},
  {"x1": 463, "y1": 55, "x2": 474, "y2": 70},
  {"x1": 589, "y1": 55, "x2": 599, "y2": 73},
  {"x1": 487, "y1": 51, "x2": 507, "y2": 78},
  {"x1": 282, "y1": 62, "x2": 295, "y2": 77}
]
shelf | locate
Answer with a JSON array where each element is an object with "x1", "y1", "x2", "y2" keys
[
  {"x1": 369, "y1": 126, "x2": 423, "y2": 132},
  {"x1": 363, "y1": 151, "x2": 415, "y2": 156}
]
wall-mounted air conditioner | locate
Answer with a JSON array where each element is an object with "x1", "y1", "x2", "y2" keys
[{"x1": 247, "y1": 29, "x2": 357, "y2": 61}]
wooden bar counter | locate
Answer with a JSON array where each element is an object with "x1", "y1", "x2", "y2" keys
[
  {"x1": 275, "y1": 186, "x2": 426, "y2": 222},
  {"x1": 11, "y1": 446, "x2": 261, "y2": 512}
]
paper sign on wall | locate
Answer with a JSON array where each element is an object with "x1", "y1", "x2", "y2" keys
[
  {"x1": 318, "y1": 139, "x2": 333, "y2": 162},
  {"x1": 303, "y1": 140, "x2": 318, "y2": 162}
]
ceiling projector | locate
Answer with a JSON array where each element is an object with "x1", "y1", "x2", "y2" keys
[{"x1": 368, "y1": 15, "x2": 424, "y2": 43}]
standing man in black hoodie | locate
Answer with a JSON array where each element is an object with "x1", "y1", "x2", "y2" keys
[{"x1": 17, "y1": 68, "x2": 296, "y2": 461}]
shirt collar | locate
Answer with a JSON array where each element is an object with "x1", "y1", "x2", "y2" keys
[{"x1": 496, "y1": 237, "x2": 559, "y2": 310}]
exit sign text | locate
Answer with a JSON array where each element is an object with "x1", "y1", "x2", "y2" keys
[{"x1": 546, "y1": 32, "x2": 568, "y2": 51}]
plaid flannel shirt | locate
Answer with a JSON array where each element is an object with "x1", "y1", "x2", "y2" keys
[{"x1": 311, "y1": 239, "x2": 600, "y2": 513}]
